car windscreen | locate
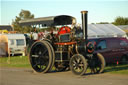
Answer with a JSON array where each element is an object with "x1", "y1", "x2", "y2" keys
[{"x1": 16, "y1": 39, "x2": 25, "y2": 46}]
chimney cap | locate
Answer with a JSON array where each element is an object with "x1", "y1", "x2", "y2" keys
[{"x1": 81, "y1": 11, "x2": 88, "y2": 14}]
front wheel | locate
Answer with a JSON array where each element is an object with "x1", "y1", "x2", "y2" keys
[{"x1": 70, "y1": 54, "x2": 87, "y2": 75}]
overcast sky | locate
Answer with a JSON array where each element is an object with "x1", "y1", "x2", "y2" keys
[{"x1": 0, "y1": 0, "x2": 128, "y2": 25}]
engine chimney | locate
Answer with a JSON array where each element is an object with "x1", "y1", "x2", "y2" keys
[{"x1": 81, "y1": 11, "x2": 88, "y2": 41}]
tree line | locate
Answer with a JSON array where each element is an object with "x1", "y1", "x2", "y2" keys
[
  {"x1": 96, "y1": 16, "x2": 128, "y2": 25},
  {"x1": 12, "y1": 9, "x2": 128, "y2": 33},
  {"x1": 12, "y1": 9, "x2": 34, "y2": 33}
]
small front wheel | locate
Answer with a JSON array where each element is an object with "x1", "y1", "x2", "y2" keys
[{"x1": 70, "y1": 54, "x2": 87, "y2": 75}]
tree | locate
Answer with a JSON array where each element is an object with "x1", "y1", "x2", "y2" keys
[
  {"x1": 112, "y1": 16, "x2": 128, "y2": 25},
  {"x1": 12, "y1": 9, "x2": 34, "y2": 33}
]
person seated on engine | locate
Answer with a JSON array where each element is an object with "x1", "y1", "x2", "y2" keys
[
  {"x1": 45, "y1": 27, "x2": 58, "y2": 42},
  {"x1": 74, "y1": 23, "x2": 83, "y2": 38}
]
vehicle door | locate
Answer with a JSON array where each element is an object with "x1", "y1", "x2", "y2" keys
[
  {"x1": 8, "y1": 39, "x2": 16, "y2": 55},
  {"x1": 95, "y1": 39, "x2": 114, "y2": 64},
  {"x1": 118, "y1": 39, "x2": 128, "y2": 61},
  {"x1": 107, "y1": 39, "x2": 121, "y2": 63}
]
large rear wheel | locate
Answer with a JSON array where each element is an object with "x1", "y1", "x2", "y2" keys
[
  {"x1": 91, "y1": 53, "x2": 106, "y2": 74},
  {"x1": 29, "y1": 41, "x2": 54, "y2": 73},
  {"x1": 70, "y1": 54, "x2": 87, "y2": 75}
]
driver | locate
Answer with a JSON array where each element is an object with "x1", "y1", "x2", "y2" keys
[{"x1": 74, "y1": 23, "x2": 83, "y2": 38}]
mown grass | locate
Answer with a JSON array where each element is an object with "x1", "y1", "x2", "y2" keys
[
  {"x1": 0, "y1": 56, "x2": 128, "y2": 75},
  {"x1": 104, "y1": 64, "x2": 128, "y2": 75},
  {"x1": 0, "y1": 56, "x2": 31, "y2": 68}
]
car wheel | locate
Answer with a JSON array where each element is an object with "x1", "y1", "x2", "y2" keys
[{"x1": 120, "y1": 55, "x2": 128, "y2": 64}]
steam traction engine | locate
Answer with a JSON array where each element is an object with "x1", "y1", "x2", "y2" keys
[{"x1": 20, "y1": 11, "x2": 105, "y2": 75}]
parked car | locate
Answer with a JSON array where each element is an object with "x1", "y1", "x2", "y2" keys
[{"x1": 89, "y1": 37, "x2": 128, "y2": 64}]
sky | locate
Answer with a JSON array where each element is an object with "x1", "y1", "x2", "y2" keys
[{"x1": 0, "y1": 0, "x2": 128, "y2": 25}]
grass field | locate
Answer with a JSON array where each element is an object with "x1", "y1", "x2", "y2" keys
[
  {"x1": 0, "y1": 56, "x2": 31, "y2": 68},
  {"x1": 0, "y1": 56, "x2": 128, "y2": 75},
  {"x1": 104, "y1": 65, "x2": 128, "y2": 75}
]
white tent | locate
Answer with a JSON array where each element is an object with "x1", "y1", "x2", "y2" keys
[
  {"x1": 87, "y1": 28, "x2": 97, "y2": 38},
  {"x1": 87, "y1": 24, "x2": 127, "y2": 38}
]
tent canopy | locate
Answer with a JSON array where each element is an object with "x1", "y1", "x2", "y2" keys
[{"x1": 87, "y1": 24, "x2": 126, "y2": 38}]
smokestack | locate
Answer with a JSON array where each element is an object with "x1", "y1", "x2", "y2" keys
[{"x1": 81, "y1": 11, "x2": 88, "y2": 41}]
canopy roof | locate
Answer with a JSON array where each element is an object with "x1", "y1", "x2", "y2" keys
[{"x1": 19, "y1": 15, "x2": 76, "y2": 26}]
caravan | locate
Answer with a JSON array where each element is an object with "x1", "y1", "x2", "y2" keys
[{"x1": 0, "y1": 34, "x2": 26, "y2": 57}]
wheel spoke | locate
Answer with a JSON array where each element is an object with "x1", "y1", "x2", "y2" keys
[
  {"x1": 41, "y1": 49, "x2": 48, "y2": 56},
  {"x1": 32, "y1": 55, "x2": 39, "y2": 57},
  {"x1": 33, "y1": 62, "x2": 39, "y2": 67},
  {"x1": 73, "y1": 64, "x2": 76, "y2": 66},
  {"x1": 79, "y1": 64, "x2": 84, "y2": 67},
  {"x1": 77, "y1": 67, "x2": 81, "y2": 72},
  {"x1": 95, "y1": 67, "x2": 98, "y2": 72},
  {"x1": 73, "y1": 60, "x2": 77, "y2": 64},
  {"x1": 76, "y1": 57, "x2": 80, "y2": 63},
  {"x1": 74, "y1": 66, "x2": 77, "y2": 70},
  {"x1": 94, "y1": 68, "x2": 96, "y2": 73},
  {"x1": 40, "y1": 64, "x2": 42, "y2": 69}
]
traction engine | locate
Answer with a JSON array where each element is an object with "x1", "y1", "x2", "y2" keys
[{"x1": 28, "y1": 11, "x2": 106, "y2": 75}]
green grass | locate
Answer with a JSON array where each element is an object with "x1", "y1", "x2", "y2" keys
[
  {"x1": 104, "y1": 64, "x2": 128, "y2": 75},
  {"x1": 0, "y1": 56, "x2": 128, "y2": 75},
  {"x1": 0, "y1": 56, "x2": 31, "y2": 68}
]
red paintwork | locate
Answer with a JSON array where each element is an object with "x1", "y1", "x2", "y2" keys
[
  {"x1": 55, "y1": 42, "x2": 76, "y2": 45},
  {"x1": 57, "y1": 26, "x2": 71, "y2": 36}
]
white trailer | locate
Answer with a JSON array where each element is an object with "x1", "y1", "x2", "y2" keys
[{"x1": 0, "y1": 34, "x2": 26, "y2": 57}]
